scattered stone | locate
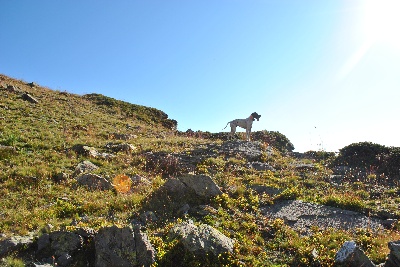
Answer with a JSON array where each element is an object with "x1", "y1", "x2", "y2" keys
[
  {"x1": 22, "y1": 92, "x2": 39, "y2": 104},
  {"x1": 27, "y1": 82, "x2": 38, "y2": 87},
  {"x1": 73, "y1": 160, "x2": 98, "y2": 176},
  {"x1": 105, "y1": 142, "x2": 136, "y2": 152},
  {"x1": 71, "y1": 145, "x2": 114, "y2": 159},
  {"x1": 334, "y1": 241, "x2": 375, "y2": 267},
  {"x1": 53, "y1": 172, "x2": 69, "y2": 183},
  {"x1": 76, "y1": 173, "x2": 112, "y2": 190},
  {"x1": 247, "y1": 161, "x2": 275, "y2": 171},
  {"x1": 169, "y1": 221, "x2": 234, "y2": 256},
  {"x1": 95, "y1": 226, "x2": 137, "y2": 267}
]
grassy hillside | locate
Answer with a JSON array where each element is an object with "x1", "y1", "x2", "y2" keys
[{"x1": 1, "y1": 74, "x2": 399, "y2": 266}]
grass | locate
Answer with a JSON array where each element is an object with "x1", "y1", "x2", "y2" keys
[{"x1": 1, "y1": 74, "x2": 400, "y2": 266}]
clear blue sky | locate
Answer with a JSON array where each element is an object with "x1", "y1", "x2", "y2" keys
[{"x1": 2, "y1": 0, "x2": 400, "y2": 152}]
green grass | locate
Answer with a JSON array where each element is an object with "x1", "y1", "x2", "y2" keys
[{"x1": 1, "y1": 74, "x2": 400, "y2": 266}]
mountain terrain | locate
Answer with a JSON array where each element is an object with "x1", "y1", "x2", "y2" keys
[{"x1": 0, "y1": 74, "x2": 399, "y2": 267}]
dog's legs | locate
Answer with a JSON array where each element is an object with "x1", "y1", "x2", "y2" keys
[{"x1": 229, "y1": 123, "x2": 236, "y2": 140}]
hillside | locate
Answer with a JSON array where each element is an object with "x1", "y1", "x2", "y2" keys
[{"x1": 0, "y1": 74, "x2": 399, "y2": 267}]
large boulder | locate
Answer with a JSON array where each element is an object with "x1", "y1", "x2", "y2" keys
[
  {"x1": 95, "y1": 226, "x2": 137, "y2": 267},
  {"x1": 95, "y1": 225, "x2": 156, "y2": 267},
  {"x1": 169, "y1": 221, "x2": 234, "y2": 257},
  {"x1": 178, "y1": 174, "x2": 223, "y2": 199}
]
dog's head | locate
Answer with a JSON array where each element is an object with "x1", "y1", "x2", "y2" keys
[{"x1": 251, "y1": 112, "x2": 261, "y2": 121}]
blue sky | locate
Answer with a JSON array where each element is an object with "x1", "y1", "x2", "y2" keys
[{"x1": 1, "y1": 0, "x2": 400, "y2": 152}]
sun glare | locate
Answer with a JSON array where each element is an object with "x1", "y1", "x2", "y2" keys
[{"x1": 362, "y1": 0, "x2": 400, "y2": 49}]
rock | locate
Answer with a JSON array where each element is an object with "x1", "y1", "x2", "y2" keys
[
  {"x1": 261, "y1": 200, "x2": 384, "y2": 234},
  {"x1": 133, "y1": 226, "x2": 156, "y2": 267},
  {"x1": 6, "y1": 85, "x2": 22, "y2": 93},
  {"x1": 22, "y1": 92, "x2": 39, "y2": 104},
  {"x1": 169, "y1": 221, "x2": 234, "y2": 256},
  {"x1": 27, "y1": 82, "x2": 38, "y2": 87},
  {"x1": 76, "y1": 173, "x2": 112, "y2": 190},
  {"x1": 382, "y1": 219, "x2": 398, "y2": 229},
  {"x1": 334, "y1": 241, "x2": 376, "y2": 267},
  {"x1": 247, "y1": 161, "x2": 275, "y2": 171},
  {"x1": 220, "y1": 140, "x2": 263, "y2": 160},
  {"x1": 36, "y1": 231, "x2": 83, "y2": 266},
  {"x1": 95, "y1": 226, "x2": 137, "y2": 267},
  {"x1": 73, "y1": 160, "x2": 98, "y2": 176},
  {"x1": 105, "y1": 142, "x2": 136, "y2": 152},
  {"x1": 178, "y1": 174, "x2": 222, "y2": 199},
  {"x1": 177, "y1": 204, "x2": 190, "y2": 216},
  {"x1": 53, "y1": 172, "x2": 69, "y2": 183},
  {"x1": 72, "y1": 145, "x2": 114, "y2": 159},
  {"x1": 0, "y1": 233, "x2": 35, "y2": 257},
  {"x1": 385, "y1": 240, "x2": 400, "y2": 267}
]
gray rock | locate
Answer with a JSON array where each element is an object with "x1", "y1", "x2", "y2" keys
[
  {"x1": 261, "y1": 200, "x2": 384, "y2": 234},
  {"x1": 133, "y1": 226, "x2": 156, "y2": 267},
  {"x1": 334, "y1": 241, "x2": 376, "y2": 267},
  {"x1": 95, "y1": 226, "x2": 137, "y2": 267},
  {"x1": 73, "y1": 160, "x2": 98, "y2": 176},
  {"x1": 178, "y1": 174, "x2": 222, "y2": 198},
  {"x1": 105, "y1": 142, "x2": 136, "y2": 152},
  {"x1": 247, "y1": 161, "x2": 275, "y2": 171},
  {"x1": 22, "y1": 92, "x2": 39, "y2": 103},
  {"x1": 385, "y1": 240, "x2": 400, "y2": 267},
  {"x1": 220, "y1": 140, "x2": 263, "y2": 160},
  {"x1": 76, "y1": 173, "x2": 112, "y2": 190},
  {"x1": 54, "y1": 172, "x2": 69, "y2": 183},
  {"x1": 0, "y1": 233, "x2": 35, "y2": 257},
  {"x1": 169, "y1": 221, "x2": 234, "y2": 256},
  {"x1": 49, "y1": 231, "x2": 83, "y2": 257}
]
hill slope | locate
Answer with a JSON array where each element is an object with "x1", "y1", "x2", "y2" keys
[{"x1": 0, "y1": 74, "x2": 399, "y2": 267}]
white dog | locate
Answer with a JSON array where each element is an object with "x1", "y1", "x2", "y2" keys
[{"x1": 223, "y1": 112, "x2": 261, "y2": 141}]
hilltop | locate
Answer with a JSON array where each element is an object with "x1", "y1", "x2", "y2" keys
[{"x1": 0, "y1": 74, "x2": 399, "y2": 267}]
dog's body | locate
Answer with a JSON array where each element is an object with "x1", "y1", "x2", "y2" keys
[{"x1": 223, "y1": 112, "x2": 261, "y2": 141}]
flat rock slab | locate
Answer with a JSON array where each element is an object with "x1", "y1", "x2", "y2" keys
[{"x1": 261, "y1": 200, "x2": 384, "y2": 234}]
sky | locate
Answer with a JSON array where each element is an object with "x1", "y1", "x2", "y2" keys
[{"x1": 1, "y1": 0, "x2": 400, "y2": 152}]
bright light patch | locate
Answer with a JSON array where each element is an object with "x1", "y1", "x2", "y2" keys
[
  {"x1": 362, "y1": 0, "x2": 400, "y2": 49},
  {"x1": 113, "y1": 174, "x2": 132, "y2": 193}
]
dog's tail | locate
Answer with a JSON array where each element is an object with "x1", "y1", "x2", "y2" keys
[{"x1": 222, "y1": 122, "x2": 230, "y2": 130}]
